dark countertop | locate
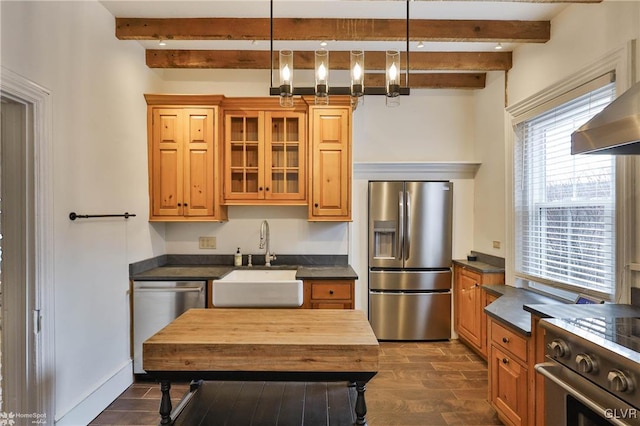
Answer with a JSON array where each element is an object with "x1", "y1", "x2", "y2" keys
[
  {"x1": 524, "y1": 303, "x2": 640, "y2": 319},
  {"x1": 483, "y1": 284, "x2": 640, "y2": 336},
  {"x1": 483, "y1": 285, "x2": 559, "y2": 335},
  {"x1": 131, "y1": 265, "x2": 358, "y2": 281},
  {"x1": 453, "y1": 259, "x2": 505, "y2": 274}
]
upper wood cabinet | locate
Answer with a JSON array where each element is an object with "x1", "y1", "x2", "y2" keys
[
  {"x1": 145, "y1": 95, "x2": 227, "y2": 222},
  {"x1": 308, "y1": 106, "x2": 352, "y2": 221},
  {"x1": 222, "y1": 100, "x2": 307, "y2": 204}
]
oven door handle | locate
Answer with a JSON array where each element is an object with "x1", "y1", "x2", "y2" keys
[{"x1": 535, "y1": 362, "x2": 630, "y2": 426}]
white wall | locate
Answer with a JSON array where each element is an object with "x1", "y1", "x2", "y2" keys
[
  {"x1": 473, "y1": 71, "x2": 506, "y2": 257},
  {"x1": 505, "y1": 1, "x2": 640, "y2": 294},
  {"x1": 1, "y1": 1, "x2": 163, "y2": 424}
]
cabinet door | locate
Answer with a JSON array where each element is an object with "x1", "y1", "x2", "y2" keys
[
  {"x1": 309, "y1": 107, "x2": 351, "y2": 220},
  {"x1": 224, "y1": 111, "x2": 264, "y2": 200},
  {"x1": 152, "y1": 109, "x2": 184, "y2": 217},
  {"x1": 265, "y1": 112, "x2": 306, "y2": 201},
  {"x1": 490, "y1": 345, "x2": 528, "y2": 426},
  {"x1": 184, "y1": 109, "x2": 215, "y2": 217},
  {"x1": 458, "y1": 269, "x2": 482, "y2": 348}
]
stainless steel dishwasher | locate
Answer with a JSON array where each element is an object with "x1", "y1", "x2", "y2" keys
[{"x1": 132, "y1": 281, "x2": 206, "y2": 374}]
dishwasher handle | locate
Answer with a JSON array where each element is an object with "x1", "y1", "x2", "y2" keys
[{"x1": 134, "y1": 286, "x2": 203, "y2": 293}]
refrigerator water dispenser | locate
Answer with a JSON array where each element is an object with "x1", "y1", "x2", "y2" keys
[{"x1": 373, "y1": 220, "x2": 397, "y2": 259}]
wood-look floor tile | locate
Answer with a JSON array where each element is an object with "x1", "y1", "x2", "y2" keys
[{"x1": 92, "y1": 340, "x2": 501, "y2": 426}]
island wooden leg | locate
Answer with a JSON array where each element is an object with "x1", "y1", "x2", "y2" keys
[
  {"x1": 355, "y1": 381, "x2": 368, "y2": 426},
  {"x1": 159, "y1": 380, "x2": 172, "y2": 425}
]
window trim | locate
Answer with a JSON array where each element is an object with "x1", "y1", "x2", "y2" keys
[{"x1": 505, "y1": 42, "x2": 636, "y2": 303}]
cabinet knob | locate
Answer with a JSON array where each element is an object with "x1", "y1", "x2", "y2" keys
[
  {"x1": 259, "y1": 187, "x2": 263, "y2": 191},
  {"x1": 177, "y1": 203, "x2": 182, "y2": 206},
  {"x1": 502, "y1": 337, "x2": 510, "y2": 343},
  {"x1": 265, "y1": 187, "x2": 270, "y2": 192},
  {"x1": 329, "y1": 290, "x2": 334, "y2": 295},
  {"x1": 314, "y1": 203, "x2": 319, "y2": 208},
  {"x1": 184, "y1": 203, "x2": 188, "y2": 207},
  {"x1": 502, "y1": 358, "x2": 509, "y2": 364}
]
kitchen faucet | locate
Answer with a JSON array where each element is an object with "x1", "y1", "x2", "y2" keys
[{"x1": 259, "y1": 220, "x2": 276, "y2": 266}]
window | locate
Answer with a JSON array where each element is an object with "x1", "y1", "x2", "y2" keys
[{"x1": 514, "y1": 80, "x2": 616, "y2": 298}]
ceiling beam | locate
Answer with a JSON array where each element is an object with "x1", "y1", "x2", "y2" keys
[
  {"x1": 117, "y1": 17, "x2": 550, "y2": 43},
  {"x1": 366, "y1": 73, "x2": 486, "y2": 89},
  {"x1": 146, "y1": 50, "x2": 512, "y2": 71}
]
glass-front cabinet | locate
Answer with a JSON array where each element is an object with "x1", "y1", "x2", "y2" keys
[
  {"x1": 225, "y1": 111, "x2": 264, "y2": 200},
  {"x1": 266, "y1": 111, "x2": 305, "y2": 201},
  {"x1": 224, "y1": 110, "x2": 306, "y2": 203}
]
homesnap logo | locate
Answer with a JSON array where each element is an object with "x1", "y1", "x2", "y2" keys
[{"x1": 0, "y1": 411, "x2": 47, "y2": 425}]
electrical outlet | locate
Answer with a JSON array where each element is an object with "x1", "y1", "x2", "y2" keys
[
  {"x1": 199, "y1": 236, "x2": 217, "y2": 249},
  {"x1": 493, "y1": 240, "x2": 501, "y2": 249}
]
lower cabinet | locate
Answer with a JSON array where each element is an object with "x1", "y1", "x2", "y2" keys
[
  {"x1": 488, "y1": 318, "x2": 530, "y2": 426},
  {"x1": 303, "y1": 280, "x2": 355, "y2": 309},
  {"x1": 453, "y1": 264, "x2": 504, "y2": 359}
]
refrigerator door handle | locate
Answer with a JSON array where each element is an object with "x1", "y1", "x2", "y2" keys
[
  {"x1": 405, "y1": 190, "x2": 411, "y2": 260},
  {"x1": 398, "y1": 190, "x2": 404, "y2": 261}
]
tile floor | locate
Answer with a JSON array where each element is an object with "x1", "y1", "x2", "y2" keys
[{"x1": 90, "y1": 340, "x2": 501, "y2": 425}]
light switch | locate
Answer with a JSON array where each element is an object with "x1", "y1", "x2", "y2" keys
[{"x1": 493, "y1": 240, "x2": 501, "y2": 249}]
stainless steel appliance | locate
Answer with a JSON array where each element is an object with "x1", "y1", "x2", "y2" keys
[
  {"x1": 536, "y1": 317, "x2": 640, "y2": 425},
  {"x1": 132, "y1": 281, "x2": 206, "y2": 374},
  {"x1": 368, "y1": 180, "x2": 453, "y2": 340}
]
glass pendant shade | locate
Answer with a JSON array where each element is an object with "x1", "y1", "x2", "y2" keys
[
  {"x1": 350, "y1": 50, "x2": 364, "y2": 97},
  {"x1": 385, "y1": 50, "x2": 401, "y2": 107},
  {"x1": 279, "y1": 49, "x2": 294, "y2": 107},
  {"x1": 314, "y1": 49, "x2": 329, "y2": 105}
]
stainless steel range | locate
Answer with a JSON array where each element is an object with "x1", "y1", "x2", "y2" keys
[{"x1": 537, "y1": 317, "x2": 640, "y2": 425}]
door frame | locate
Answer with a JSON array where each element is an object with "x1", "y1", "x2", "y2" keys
[{"x1": 0, "y1": 66, "x2": 54, "y2": 419}]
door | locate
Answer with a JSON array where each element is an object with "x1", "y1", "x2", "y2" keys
[
  {"x1": 368, "y1": 181, "x2": 404, "y2": 268},
  {"x1": 369, "y1": 270, "x2": 451, "y2": 291},
  {"x1": 309, "y1": 107, "x2": 350, "y2": 218},
  {"x1": 404, "y1": 181, "x2": 453, "y2": 269},
  {"x1": 368, "y1": 292, "x2": 451, "y2": 340}
]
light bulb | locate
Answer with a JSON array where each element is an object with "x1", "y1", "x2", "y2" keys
[
  {"x1": 282, "y1": 64, "x2": 291, "y2": 83},
  {"x1": 388, "y1": 62, "x2": 398, "y2": 82},
  {"x1": 317, "y1": 63, "x2": 327, "y2": 80},
  {"x1": 353, "y1": 62, "x2": 362, "y2": 80}
]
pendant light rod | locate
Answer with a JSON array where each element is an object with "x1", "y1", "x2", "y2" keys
[
  {"x1": 406, "y1": 0, "x2": 410, "y2": 88},
  {"x1": 270, "y1": 0, "x2": 273, "y2": 88}
]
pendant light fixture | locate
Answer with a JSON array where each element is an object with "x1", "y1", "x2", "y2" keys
[
  {"x1": 385, "y1": 50, "x2": 401, "y2": 107},
  {"x1": 350, "y1": 50, "x2": 365, "y2": 98},
  {"x1": 269, "y1": 0, "x2": 411, "y2": 106},
  {"x1": 279, "y1": 49, "x2": 294, "y2": 107},
  {"x1": 314, "y1": 49, "x2": 329, "y2": 104}
]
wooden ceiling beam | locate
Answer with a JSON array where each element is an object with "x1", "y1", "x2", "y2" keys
[
  {"x1": 146, "y1": 50, "x2": 512, "y2": 71},
  {"x1": 117, "y1": 17, "x2": 549, "y2": 43},
  {"x1": 366, "y1": 73, "x2": 486, "y2": 89}
]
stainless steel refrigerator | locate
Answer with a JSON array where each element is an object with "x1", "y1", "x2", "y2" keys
[{"x1": 368, "y1": 181, "x2": 453, "y2": 340}]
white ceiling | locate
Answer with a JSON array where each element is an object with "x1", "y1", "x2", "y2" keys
[{"x1": 100, "y1": 0, "x2": 570, "y2": 53}]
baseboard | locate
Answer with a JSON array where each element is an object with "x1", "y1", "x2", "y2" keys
[{"x1": 55, "y1": 360, "x2": 133, "y2": 425}]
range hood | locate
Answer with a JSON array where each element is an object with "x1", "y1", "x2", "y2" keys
[{"x1": 571, "y1": 81, "x2": 640, "y2": 155}]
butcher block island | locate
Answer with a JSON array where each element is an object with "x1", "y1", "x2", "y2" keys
[{"x1": 143, "y1": 308, "x2": 379, "y2": 425}]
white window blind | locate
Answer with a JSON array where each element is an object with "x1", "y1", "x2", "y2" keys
[{"x1": 514, "y1": 81, "x2": 616, "y2": 297}]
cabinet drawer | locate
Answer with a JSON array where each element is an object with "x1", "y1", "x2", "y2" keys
[
  {"x1": 491, "y1": 320, "x2": 528, "y2": 362},
  {"x1": 460, "y1": 267, "x2": 482, "y2": 283},
  {"x1": 311, "y1": 283, "x2": 351, "y2": 300}
]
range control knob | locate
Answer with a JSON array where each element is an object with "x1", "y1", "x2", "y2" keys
[
  {"x1": 575, "y1": 354, "x2": 598, "y2": 374},
  {"x1": 549, "y1": 339, "x2": 570, "y2": 358},
  {"x1": 607, "y1": 370, "x2": 634, "y2": 393}
]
